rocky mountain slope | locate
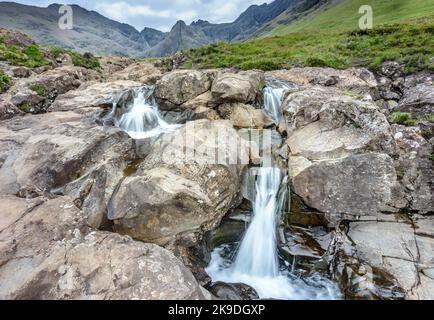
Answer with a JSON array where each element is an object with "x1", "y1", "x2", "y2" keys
[
  {"x1": 146, "y1": 21, "x2": 212, "y2": 58},
  {"x1": 0, "y1": 2, "x2": 155, "y2": 57},
  {"x1": 0, "y1": 0, "x2": 320, "y2": 57}
]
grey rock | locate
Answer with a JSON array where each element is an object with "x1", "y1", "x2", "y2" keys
[{"x1": 293, "y1": 153, "x2": 405, "y2": 225}]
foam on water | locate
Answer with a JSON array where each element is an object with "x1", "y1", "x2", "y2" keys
[
  {"x1": 113, "y1": 88, "x2": 179, "y2": 139},
  {"x1": 206, "y1": 168, "x2": 340, "y2": 300},
  {"x1": 263, "y1": 80, "x2": 295, "y2": 125}
]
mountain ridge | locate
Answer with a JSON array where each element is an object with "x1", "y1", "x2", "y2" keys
[{"x1": 0, "y1": 0, "x2": 308, "y2": 57}]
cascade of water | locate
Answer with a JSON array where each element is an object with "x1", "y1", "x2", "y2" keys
[
  {"x1": 206, "y1": 82, "x2": 340, "y2": 300},
  {"x1": 112, "y1": 87, "x2": 179, "y2": 139},
  {"x1": 263, "y1": 80, "x2": 295, "y2": 125},
  {"x1": 233, "y1": 167, "x2": 282, "y2": 278}
]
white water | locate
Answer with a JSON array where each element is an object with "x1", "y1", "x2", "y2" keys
[
  {"x1": 114, "y1": 88, "x2": 179, "y2": 139},
  {"x1": 206, "y1": 82, "x2": 340, "y2": 300},
  {"x1": 233, "y1": 167, "x2": 282, "y2": 278},
  {"x1": 206, "y1": 167, "x2": 340, "y2": 300},
  {"x1": 263, "y1": 80, "x2": 295, "y2": 125}
]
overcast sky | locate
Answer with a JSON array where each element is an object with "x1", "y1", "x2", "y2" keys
[{"x1": 10, "y1": 0, "x2": 272, "y2": 31}]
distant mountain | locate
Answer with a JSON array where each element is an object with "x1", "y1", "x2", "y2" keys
[
  {"x1": 141, "y1": 27, "x2": 167, "y2": 48},
  {"x1": 146, "y1": 21, "x2": 212, "y2": 57},
  {"x1": 0, "y1": 0, "x2": 336, "y2": 57},
  {"x1": 0, "y1": 2, "x2": 150, "y2": 56},
  {"x1": 189, "y1": 0, "x2": 296, "y2": 42},
  {"x1": 253, "y1": 0, "x2": 334, "y2": 37}
]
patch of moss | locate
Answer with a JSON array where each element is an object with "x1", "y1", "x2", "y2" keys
[
  {"x1": 18, "y1": 102, "x2": 32, "y2": 112},
  {"x1": 28, "y1": 83, "x2": 48, "y2": 97},
  {"x1": 390, "y1": 112, "x2": 413, "y2": 125},
  {"x1": 68, "y1": 51, "x2": 101, "y2": 70},
  {"x1": 0, "y1": 37, "x2": 50, "y2": 68},
  {"x1": 48, "y1": 46, "x2": 101, "y2": 70},
  {"x1": 0, "y1": 70, "x2": 12, "y2": 93},
  {"x1": 417, "y1": 114, "x2": 434, "y2": 123}
]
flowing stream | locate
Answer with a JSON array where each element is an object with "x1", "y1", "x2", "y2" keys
[
  {"x1": 206, "y1": 82, "x2": 340, "y2": 300},
  {"x1": 111, "y1": 87, "x2": 179, "y2": 139},
  {"x1": 263, "y1": 80, "x2": 296, "y2": 125}
]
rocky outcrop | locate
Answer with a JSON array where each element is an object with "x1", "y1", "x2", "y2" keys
[
  {"x1": 154, "y1": 69, "x2": 216, "y2": 108},
  {"x1": 218, "y1": 103, "x2": 272, "y2": 128},
  {"x1": 397, "y1": 83, "x2": 434, "y2": 116},
  {"x1": 110, "y1": 62, "x2": 162, "y2": 84},
  {"x1": 0, "y1": 111, "x2": 136, "y2": 228},
  {"x1": 283, "y1": 86, "x2": 396, "y2": 161},
  {"x1": 5, "y1": 66, "x2": 100, "y2": 114},
  {"x1": 0, "y1": 196, "x2": 204, "y2": 300},
  {"x1": 211, "y1": 71, "x2": 265, "y2": 104},
  {"x1": 109, "y1": 120, "x2": 249, "y2": 246},
  {"x1": 266, "y1": 67, "x2": 377, "y2": 94},
  {"x1": 392, "y1": 125, "x2": 433, "y2": 213},
  {"x1": 293, "y1": 153, "x2": 406, "y2": 225},
  {"x1": 154, "y1": 70, "x2": 267, "y2": 128},
  {"x1": 346, "y1": 215, "x2": 434, "y2": 300},
  {"x1": 49, "y1": 80, "x2": 142, "y2": 112}
]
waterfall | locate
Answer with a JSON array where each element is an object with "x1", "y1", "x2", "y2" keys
[
  {"x1": 206, "y1": 82, "x2": 340, "y2": 300},
  {"x1": 112, "y1": 87, "x2": 179, "y2": 139},
  {"x1": 263, "y1": 80, "x2": 295, "y2": 125},
  {"x1": 233, "y1": 167, "x2": 282, "y2": 278}
]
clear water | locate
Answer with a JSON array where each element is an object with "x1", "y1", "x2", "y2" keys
[
  {"x1": 206, "y1": 82, "x2": 340, "y2": 300},
  {"x1": 206, "y1": 167, "x2": 340, "y2": 300},
  {"x1": 113, "y1": 88, "x2": 179, "y2": 139},
  {"x1": 263, "y1": 80, "x2": 295, "y2": 125}
]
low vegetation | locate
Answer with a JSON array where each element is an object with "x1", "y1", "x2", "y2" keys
[
  {"x1": 0, "y1": 69, "x2": 12, "y2": 93},
  {"x1": 390, "y1": 112, "x2": 413, "y2": 125},
  {"x1": 0, "y1": 37, "x2": 50, "y2": 68},
  {"x1": 28, "y1": 83, "x2": 48, "y2": 97},
  {"x1": 0, "y1": 35, "x2": 101, "y2": 71},
  {"x1": 50, "y1": 46, "x2": 101, "y2": 70},
  {"x1": 182, "y1": 18, "x2": 433, "y2": 73}
]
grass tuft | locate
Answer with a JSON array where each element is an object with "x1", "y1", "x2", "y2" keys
[
  {"x1": 28, "y1": 83, "x2": 48, "y2": 97},
  {"x1": 0, "y1": 70, "x2": 12, "y2": 93}
]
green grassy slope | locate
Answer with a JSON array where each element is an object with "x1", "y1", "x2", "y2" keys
[
  {"x1": 182, "y1": 0, "x2": 434, "y2": 73},
  {"x1": 268, "y1": 0, "x2": 434, "y2": 36}
]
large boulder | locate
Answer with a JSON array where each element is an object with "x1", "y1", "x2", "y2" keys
[
  {"x1": 292, "y1": 153, "x2": 406, "y2": 225},
  {"x1": 0, "y1": 95, "x2": 23, "y2": 120},
  {"x1": 0, "y1": 196, "x2": 204, "y2": 300},
  {"x1": 109, "y1": 120, "x2": 249, "y2": 246},
  {"x1": 392, "y1": 125, "x2": 433, "y2": 213},
  {"x1": 396, "y1": 83, "x2": 434, "y2": 116},
  {"x1": 154, "y1": 70, "x2": 216, "y2": 108},
  {"x1": 211, "y1": 70, "x2": 265, "y2": 104},
  {"x1": 265, "y1": 67, "x2": 377, "y2": 94},
  {"x1": 111, "y1": 62, "x2": 162, "y2": 84},
  {"x1": 283, "y1": 86, "x2": 396, "y2": 161},
  {"x1": 9, "y1": 66, "x2": 100, "y2": 114},
  {"x1": 0, "y1": 111, "x2": 136, "y2": 228},
  {"x1": 347, "y1": 216, "x2": 434, "y2": 300},
  {"x1": 49, "y1": 80, "x2": 142, "y2": 112},
  {"x1": 218, "y1": 103, "x2": 273, "y2": 128}
]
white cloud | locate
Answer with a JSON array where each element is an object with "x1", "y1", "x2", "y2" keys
[
  {"x1": 13, "y1": 0, "x2": 274, "y2": 31},
  {"x1": 96, "y1": 2, "x2": 171, "y2": 21}
]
